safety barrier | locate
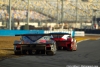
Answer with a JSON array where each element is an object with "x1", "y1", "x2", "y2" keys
[
  {"x1": 44, "y1": 30, "x2": 85, "y2": 36},
  {"x1": 0, "y1": 30, "x2": 44, "y2": 36},
  {"x1": 75, "y1": 29, "x2": 100, "y2": 34},
  {"x1": 0, "y1": 30, "x2": 85, "y2": 36}
]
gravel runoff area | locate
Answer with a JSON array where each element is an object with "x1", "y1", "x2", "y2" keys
[{"x1": 0, "y1": 35, "x2": 100, "y2": 60}]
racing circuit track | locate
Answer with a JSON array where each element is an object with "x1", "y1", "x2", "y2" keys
[{"x1": 0, "y1": 39, "x2": 100, "y2": 67}]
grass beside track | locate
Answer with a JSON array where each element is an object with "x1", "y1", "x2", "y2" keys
[{"x1": 0, "y1": 36, "x2": 100, "y2": 60}]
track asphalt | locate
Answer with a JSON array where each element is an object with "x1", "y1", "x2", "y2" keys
[{"x1": 0, "y1": 39, "x2": 100, "y2": 67}]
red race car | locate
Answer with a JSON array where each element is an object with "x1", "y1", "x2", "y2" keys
[{"x1": 50, "y1": 32, "x2": 77, "y2": 51}]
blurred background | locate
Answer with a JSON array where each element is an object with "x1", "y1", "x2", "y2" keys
[{"x1": 0, "y1": 0, "x2": 100, "y2": 30}]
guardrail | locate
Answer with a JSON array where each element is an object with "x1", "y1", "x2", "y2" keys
[
  {"x1": 75, "y1": 29, "x2": 100, "y2": 34},
  {"x1": 0, "y1": 30, "x2": 44, "y2": 36},
  {"x1": 44, "y1": 30, "x2": 85, "y2": 36},
  {"x1": 0, "y1": 30, "x2": 85, "y2": 36}
]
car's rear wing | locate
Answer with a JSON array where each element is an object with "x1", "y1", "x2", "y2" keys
[
  {"x1": 49, "y1": 33, "x2": 71, "y2": 35},
  {"x1": 15, "y1": 34, "x2": 52, "y2": 36},
  {"x1": 15, "y1": 33, "x2": 71, "y2": 36},
  {"x1": 49, "y1": 32, "x2": 71, "y2": 38}
]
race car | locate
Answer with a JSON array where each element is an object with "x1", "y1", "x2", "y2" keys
[
  {"x1": 13, "y1": 34, "x2": 57, "y2": 55},
  {"x1": 49, "y1": 32, "x2": 77, "y2": 51}
]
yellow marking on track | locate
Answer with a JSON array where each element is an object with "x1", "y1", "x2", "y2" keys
[{"x1": 75, "y1": 36, "x2": 100, "y2": 42}]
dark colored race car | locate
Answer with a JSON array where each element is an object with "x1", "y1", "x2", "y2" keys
[
  {"x1": 49, "y1": 32, "x2": 77, "y2": 51},
  {"x1": 13, "y1": 34, "x2": 57, "y2": 55}
]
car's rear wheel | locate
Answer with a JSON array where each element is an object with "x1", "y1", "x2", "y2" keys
[
  {"x1": 46, "y1": 48, "x2": 56, "y2": 55},
  {"x1": 22, "y1": 50, "x2": 27, "y2": 55},
  {"x1": 46, "y1": 51, "x2": 55, "y2": 55},
  {"x1": 67, "y1": 44, "x2": 72, "y2": 51},
  {"x1": 57, "y1": 46, "x2": 62, "y2": 50},
  {"x1": 41, "y1": 50, "x2": 45, "y2": 54},
  {"x1": 14, "y1": 51, "x2": 21, "y2": 55},
  {"x1": 28, "y1": 50, "x2": 32, "y2": 55},
  {"x1": 35, "y1": 50, "x2": 40, "y2": 54},
  {"x1": 63, "y1": 47, "x2": 67, "y2": 50}
]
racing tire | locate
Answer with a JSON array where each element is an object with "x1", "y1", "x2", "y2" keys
[
  {"x1": 63, "y1": 47, "x2": 67, "y2": 50},
  {"x1": 41, "y1": 50, "x2": 45, "y2": 54},
  {"x1": 28, "y1": 50, "x2": 33, "y2": 55},
  {"x1": 35, "y1": 50, "x2": 40, "y2": 54},
  {"x1": 57, "y1": 47, "x2": 62, "y2": 50},
  {"x1": 46, "y1": 51, "x2": 55, "y2": 55},
  {"x1": 67, "y1": 44, "x2": 72, "y2": 51},
  {"x1": 14, "y1": 51, "x2": 21, "y2": 55},
  {"x1": 22, "y1": 50, "x2": 27, "y2": 55}
]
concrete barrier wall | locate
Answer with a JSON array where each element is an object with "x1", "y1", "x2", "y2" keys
[
  {"x1": 75, "y1": 29, "x2": 100, "y2": 34},
  {"x1": 0, "y1": 30, "x2": 44, "y2": 36},
  {"x1": 0, "y1": 30, "x2": 85, "y2": 36},
  {"x1": 44, "y1": 30, "x2": 85, "y2": 36}
]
